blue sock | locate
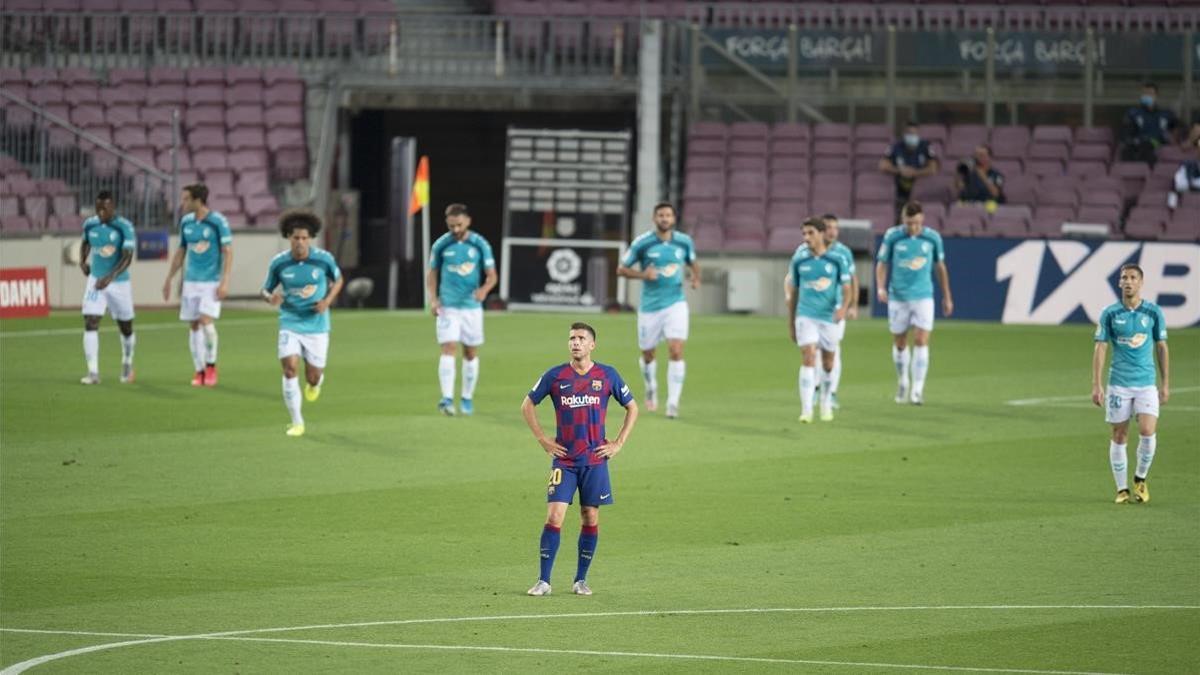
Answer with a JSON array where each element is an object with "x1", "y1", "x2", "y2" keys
[
  {"x1": 575, "y1": 525, "x2": 598, "y2": 582},
  {"x1": 539, "y1": 524, "x2": 560, "y2": 583}
]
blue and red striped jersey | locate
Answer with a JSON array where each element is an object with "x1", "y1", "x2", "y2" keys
[{"x1": 528, "y1": 362, "x2": 634, "y2": 467}]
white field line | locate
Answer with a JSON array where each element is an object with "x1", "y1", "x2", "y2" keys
[
  {"x1": 4, "y1": 604, "x2": 1198, "y2": 674},
  {"x1": 1006, "y1": 386, "x2": 1200, "y2": 407}
]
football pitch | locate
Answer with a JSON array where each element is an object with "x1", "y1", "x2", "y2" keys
[{"x1": 1, "y1": 309, "x2": 1197, "y2": 674}]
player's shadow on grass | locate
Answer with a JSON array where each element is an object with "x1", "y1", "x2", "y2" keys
[{"x1": 203, "y1": 382, "x2": 277, "y2": 403}]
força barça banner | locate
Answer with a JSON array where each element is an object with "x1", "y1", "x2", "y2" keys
[{"x1": 871, "y1": 239, "x2": 1200, "y2": 328}]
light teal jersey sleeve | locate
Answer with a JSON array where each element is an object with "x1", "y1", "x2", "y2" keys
[
  {"x1": 431, "y1": 231, "x2": 493, "y2": 309},
  {"x1": 829, "y1": 241, "x2": 855, "y2": 305},
  {"x1": 624, "y1": 230, "x2": 693, "y2": 313}
]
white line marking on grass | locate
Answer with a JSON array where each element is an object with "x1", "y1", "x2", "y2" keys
[
  {"x1": 1006, "y1": 386, "x2": 1200, "y2": 407},
  {"x1": 4, "y1": 605, "x2": 1197, "y2": 674}
]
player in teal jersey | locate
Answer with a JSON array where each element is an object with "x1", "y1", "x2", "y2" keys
[
  {"x1": 78, "y1": 191, "x2": 137, "y2": 385},
  {"x1": 616, "y1": 203, "x2": 699, "y2": 419},
  {"x1": 820, "y1": 213, "x2": 859, "y2": 408},
  {"x1": 874, "y1": 201, "x2": 954, "y2": 405},
  {"x1": 426, "y1": 203, "x2": 497, "y2": 417},
  {"x1": 1092, "y1": 263, "x2": 1170, "y2": 504},
  {"x1": 786, "y1": 217, "x2": 853, "y2": 422},
  {"x1": 162, "y1": 184, "x2": 233, "y2": 387},
  {"x1": 261, "y1": 210, "x2": 344, "y2": 437}
]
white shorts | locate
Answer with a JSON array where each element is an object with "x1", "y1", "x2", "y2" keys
[
  {"x1": 179, "y1": 281, "x2": 222, "y2": 321},
  {"x1": 436, "y1": 307, "x2": 485, "y2": 346},
  {"x1": 278, "y1": 330, "x2": 329, "y2": 368},
  {"x1": 81, "y1": 276, "x2": 135, "y2": 321},
  {"x1": 834, "y1": 318, "x2": 846, "y2": 343},
  {"x1": 794, "y1": 316, "x2": 840, "y2": 352},
  {"x1": 888, "y1": 298, "x2": 935, "y2": 334},
  {"x1": 1105, "y1": 385, "x2": 1159, "y2": 424},
  {"x1": 637, "y1": 301, "x2": 689, "y2": 351}
]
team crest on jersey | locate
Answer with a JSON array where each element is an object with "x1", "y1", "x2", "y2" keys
[
  {"x1": 905, "y1": 256, "x2": 927, "y2": 271},
  {"x1": 456, "y1": 262, "x2": 476, "y2": 276},
  {"x1": 192, "y1": 240, "x2": 210, "y2": 254},
  {"x1": 98, "y1": 244, "x2": 117, "y2": 257},
  {"x1": 591, "y1": 379, "x2": 603, "y2": 391},
  {"x1": 297, "y1": 284, "x2": 318, "y2": 299},
  {"x1": 468, "y1": 248, "x2": 477, "y2": 259},
  {"x1": 922, "y1": 242, "x2": 931, "y2": 253},
  {"x1": 661, "y1": 263, "x2": 679, "y2": 278},
  {"x1": 806, "y1": 277, "x2": 832, "y2": 292},
  {"x1": 824, "y1": 263, "x2": 833, "y2": 274},
  {"x1": 311, "y1": 269, "x2": 319, "y2": 280},
  {"x1": 109, "y1": 231, "x2": 118, "y2": 241},
  {"x1": 202, "y1": 226, "x2": 211, "y2": 238}
]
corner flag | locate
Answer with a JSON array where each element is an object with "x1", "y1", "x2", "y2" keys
[{"x1": 409, "y1": 156, "x2": 429, "y2": 215}]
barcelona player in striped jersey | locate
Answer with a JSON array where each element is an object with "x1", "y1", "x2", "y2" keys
[
  {"x1": 521, "y1": 322, "x2": 639, "y2": 596},
  {"x1": 1092, "y1": 263, "x2": 1170, "y2": 504}
]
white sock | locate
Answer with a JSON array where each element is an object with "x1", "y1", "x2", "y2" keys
[
  {"x1": 438, "y1": 354, "x2": 456, "y2": 400},
  {"x1": 1135, "y1": 434, "x2": 1157, "y2": 480},
  {"x1": 820, "y1": 368, "x2": 833, "y2": 409},
  {"x1": 640, "y1": 357, "x2": 657, "y2": 403},
  {"x1": 893, "y1": 345, "x2": 910, "y2": 388},
  {"x1": 83, "y1": 330, "x2": 99, "y2": 374},
  {"x1": 666, "y1": 360, "x2": 685, "y2": 408},
  {"x1": 120, "y1": 333, "x2": 136, "y2": 365},
  {"x1": 189, "y1": 328, "x2": 206, "y2": 372},
  {"x1": 799, "y1": 365, "x2": 815, "y2": 416},
  {"x1": 911, "y1": 345, "x2": 929, "y2": 395},
  {"x1": 316, "y1": 374, "x2": 325, "y2": 388},
  {"x1": 829, "y1": 349, "x2": 842, "y2": 395},
  {"x1": 282, "y1": 376, "x2": 303, "y2": 425},
  {"x1": 1109, "y1": 441, "x2": 1128, "y2": 491},
  {"x1": 461, "y1": 357, "x2": 479, "y2": 400},
  {"x1": 202, "y1": 323, "x2": 217, "y2": 364}
]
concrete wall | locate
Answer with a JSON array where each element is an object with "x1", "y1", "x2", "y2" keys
[{"x1": 0, "y1": 231, "x2": 289, "y2": 309}]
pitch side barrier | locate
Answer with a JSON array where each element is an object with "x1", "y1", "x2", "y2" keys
[{"x1": 870, "y1": 237, "x2": 1200, "y2": 329}]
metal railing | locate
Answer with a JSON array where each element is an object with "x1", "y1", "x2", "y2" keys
[{"x1": 0, "y1": 90, "x2": 177, "y2": 231}]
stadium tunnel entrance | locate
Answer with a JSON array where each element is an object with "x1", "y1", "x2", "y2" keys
[{"x1": 349, "y1": 107, "x2": 637, "y2": 309}]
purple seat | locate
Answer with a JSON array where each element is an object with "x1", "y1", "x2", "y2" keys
[
  {"x1": 265, "y1": 82, "x2": 304, "y2": 107},
  {"x1": 770, "y1": 156, "x2": 809, "y2": 172},
  {"x1": 203, "y1": 169, "x2": 236, "y2": 196},
  {"x1": 1163, "y1": 216, "x2": 1200, "y2": 242},
  {"x1": 1123, "y1": 218, "x2": 1163, "y2": 241},
  {"x1": 771, "y1": 139, "x2": 809, "y2": 157},
  {"x1": 229, "y1": 149, "x2": 269, "y2": 172},
  {"x1": 225, "y1": 83, "x2": 264, "y2": 107},
  {"x1": 729, "y1": 139, "x2": 767, "y2": 157},
  {"x1": 29, "y1": 84, "x2": 66, "y2": 106},
  {"x1": 228, "y1": 128, "x2": 266, "y2": 152},
  {"x1": 47, "y1": 214, "x2": 83, "y2": 232},
  {"x1": 916, "y1": 124, "x2": 948, "y2": 145},
  {"x1": 1075, "y1": 126, "x2": 1114, "y2": 144},
  {"x1": 149, "y1": 66, "x2": 186, "y2": 86},
  {"x1": 854, "y1": 203, "x2": 897, "y2": 234},
  {"x1": 1032, "y1": 205, "x2": 1077, "y2": 237},
  {"x1": 853, "y1": 139, "x2": 889, "y2": 158},
  {"x1": 262, "y1": 65, "x2": 300, "y2": 87},
  {"x1": 854, "y1": 172, "x2": 894, "y2": 203},
  {"x1": 227, "y1": 104, "x2": 266, "y2": 129},
  {"x1": 1036, "y1": 184, "x2": 1079, "y2": 208},
  {"x1": 157, "y1": 147, "x2": 192, "y2": 172},
  {"x1": 272, "y1": 148, "x2": 308, "y2": 180},
  {"x1": 854, "y1": 123, "x2": 892, "y2": 141},
  {"x1": 193, "y1": 149, "x2": 230, "y2": 172},
  {"x1": 1028, "y1": 143, "x2": 1069, "y2": 161},
  {"x1": 0, "y1": 216, "x2": 35, "y2": 233},
  {"x1": 771, "y1": 123, "x2": 810, "y2": 141},
  {"x1": 1032, "y1": 125, "x2": 1072, "y2": 145},
  {"x1": 722, "y1": 227, "x2": 766, "y2": 253},
  {"x1": 22, "y1": 195, "x2": 49, "y2": 227},
  {"x1": 1071, "y1": 143, "x2": 1111, "y2": 161},
  {"x1": 187, "y1": 66, "x2": 225, "y2": 86},
  {"x1": 683, "y1": 170, "x2": 724, "y2": 200},
  {"x1": 811, "y1": 156, "x2": 850, "y2": 173},
  {"x1": 911, "y1": 174, "x2": 954, "y2": 204},
  {"x1": 813, "y1": 122, "x2": 851, "y2": 141},
  {"x1": 685, "y1": 155, "x2": 724, "y2": 171},
  {"x1": 813, "y1": 139, "x2": 850, "y2": 157},
  {"x1": 147, "y1": 84, "x2": 186, "y2": 107},
  {"x1": 986, "y1": 211, "x2": 1030, "y2": 238},
  {"x1": 1025, "y1": 159, "x2": 1065, "y2": 178},
  {"x1": 766, "y1": 226, "x2": 805, "y2": 253},
  {"x1": 948, "y1": 123, "x2": 988, "y2": 146},
  {"x1": 225, "y1": 65, "x2": 261, "y2": 85},
  {"x1": 728, "y1": 156, "x2": 766, "y2": 172},
  {"x1": 688, "y1": 139, "x2": 725, "y2": 157},
  {"x1": 946, "y1": 203, "x2": 986, "y2": 236},
  {"x1": 0, "y1": 196, "x2": 21, "y2": 218},
  {"x1": 188, "y1": 127, "x2": 227, "y2": 152},
  {"x1": 688, "y1": 121, "x2": 727, "y2": 140},
  {"x1": 186, "y1": 104, "x2": 224, "y2": 130},
  {"x1": 769, "y1": 172, "x2": 809, "y2": 200},
  {"x1": 70, "y1": 105, "x2": 106, "y2": 128},
  {"x1": 992, "y1": 158, "x2": 1023, "y2": 178},
  {"x1": 723, "y1": 197, "x2": 766, "y2": 220},
  {"x1": 1077, "y1": 204, "x2": 1121, "y2": 227},
  {"x1": 690, "y1": 225, "x2": 723, "y2": 253},
  {"x1": 113, "y1": 125, "x2": 148, "y2": 149},
  {"x1": 729, "y1": 121, "x2": 768, "y2": 139},
  {"x1": 242, "y1": 193, "x2": 278, "y2": 219},
  {"x1": 1066, "y1": 160, "x2": 1108, "y2": 180},
  {"x1": 766, "y1": 201, "x2": 806, "y2": 230}
]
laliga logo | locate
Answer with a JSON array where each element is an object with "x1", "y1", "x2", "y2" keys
[
  {"x1": 905, "y1": 256, "x2": 928, "y2": 271},
  {"x1": 996, "y1": 241, "x2": 1200, "y2": 327},
  {"x1": 547, "y1": 249, "x2": 582, "y2": 283}
]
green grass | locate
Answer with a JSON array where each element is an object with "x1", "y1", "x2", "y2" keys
[{"x1": 2, "y1": 309, "x2": 1198, "y2": 673}]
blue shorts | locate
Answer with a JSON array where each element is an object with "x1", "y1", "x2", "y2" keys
[{"x1": 546, "y1": 462, "x2": 613, "y2": 506}]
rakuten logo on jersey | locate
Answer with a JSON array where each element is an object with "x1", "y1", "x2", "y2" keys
[
  {"x1": 560, "y1": 394, "x2": 602, "y2": 408},
  {"x1": 996, "y1": 241, "x2": 1199, "y2": 328}
]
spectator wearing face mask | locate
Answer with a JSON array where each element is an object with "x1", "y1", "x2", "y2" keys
[
  {"x1": 955, "y1": 145, "x2": 1005, "y2": 206},
  {"x1": 1120, "y1": 82, "x2": 1179, "y2": 165},
  {"x1": 879, "y1": 122, "x2": 939, "y2": 205}
]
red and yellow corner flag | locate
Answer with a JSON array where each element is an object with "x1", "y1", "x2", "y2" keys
[{"x1": 409, "y1": 156, "x2": 429, "y2": 215}]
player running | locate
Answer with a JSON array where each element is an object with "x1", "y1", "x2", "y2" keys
[
  {"x1": 262, "y1": 210, "x2": 344, "y2": 437},
  {"x1": 1092, "y1": 263, "x2": 1170, "y2": 504},
  {"x1": 787, "y1": 217, "x2": 853, "y2": 423},
  {"x1": 616, "y1": 202, "x2": 699, "y2": 419},
  {"x1": 522, "y1": 322, "x2": 639, "y2": 596},
  {"x1": 162, "y1": 184, "x2": 233, "y2": 387},
  {"x1": 427, "y1": 203, "x2": 497, "y2": 417},
  {"x1": 79, "y1": 191, "x2": 137, "y2": 385},
  {"x1": 874, "y1": 201, "x2": 953, "y2": 405},
  {"x1": 818, "y1": 214, "x2": 858, "y2": 407}
]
